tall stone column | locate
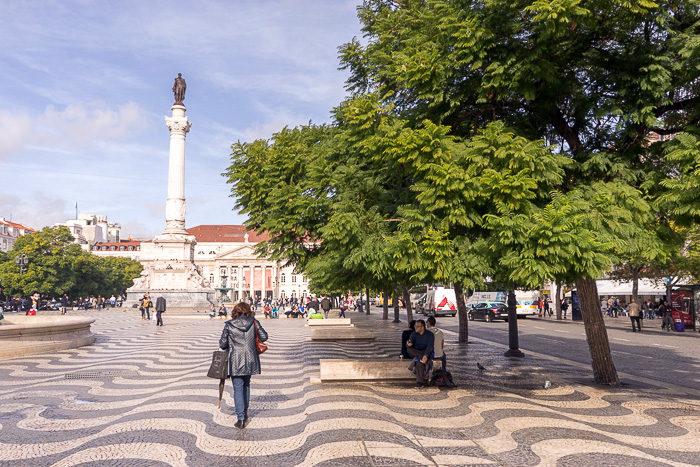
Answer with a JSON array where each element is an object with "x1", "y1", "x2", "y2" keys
[
  {"x1": 261, "y1": 266, "x2": 266, "y2": 300},
  {"x1": 163, "y1": 105, "x2": 191, "y2": 235}
]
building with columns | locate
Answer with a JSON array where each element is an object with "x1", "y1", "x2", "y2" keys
[
  {"x1": 187, "y1": 225, "x2": 310, "y2": 302},
  {"x1": 98, "y1": 225, "x2": 310, "y2": 302}
]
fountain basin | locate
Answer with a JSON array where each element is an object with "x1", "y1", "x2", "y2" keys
[{"x1": 0, "y1": 315, "x2": 95, "y2": 358}]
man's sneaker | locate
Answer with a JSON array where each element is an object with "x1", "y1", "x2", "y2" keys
[
  {"x1": 234, "y1": 420, "x2": 245, "y2": 429},
  {"x1": 414, "y1": 382, "x2": 424, "y2": 389}
]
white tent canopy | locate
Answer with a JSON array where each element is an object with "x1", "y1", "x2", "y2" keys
[{"x1": 593, "y1": 279, "x2": 667, "y2": 296}]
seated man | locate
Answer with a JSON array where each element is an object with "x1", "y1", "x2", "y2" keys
[
  {"x1": 426, "y1": 316, "x2": 445, "y2": 371},
  {"x1": 406, "y1": 319, "x2": 434, "y2": 388}
]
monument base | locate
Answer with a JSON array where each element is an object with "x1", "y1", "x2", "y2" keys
[{"x1": 125, "y1": 289, "x2": 215, "y2": 309}]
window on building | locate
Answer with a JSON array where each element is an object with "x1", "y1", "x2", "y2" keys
[
  {"x1": 280, "y1": 273, "x2": 286, "y2": 283},
  {"x1": 110, "y1": 246, "x2": 116, "y2": 251},
  {"x1": 291, "y1": 275, "x2": 297, "y2": 283},
  {"x1": 101, "y1": 246, "x2": 107, "y2": 251},
  {"x1": 119, "y1": 246, "x2": 125, "y2": 251},
  {"x1": 127, "y1": 246, "x2": 133, "y2": 251}
]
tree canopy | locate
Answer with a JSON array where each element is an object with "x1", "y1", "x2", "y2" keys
[
  {"x1": 0, "y1": 226, "x2": 142, "y2": 298},
  {"x1": 225, "y1": 0, "x2": 700, "y2": 385}
]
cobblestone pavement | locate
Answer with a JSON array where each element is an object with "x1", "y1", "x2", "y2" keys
[{"x1": 1, "y1": 309, "x2": 699, "y2": 466}]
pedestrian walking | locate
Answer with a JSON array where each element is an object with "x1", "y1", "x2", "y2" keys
[
  {"x1": 218, "y1": 302, "x2": 268, "y2": 429},
  {"x1": 660, "y1": 300, "x2": 673, "y2": 332},
  {"x1": 61, "y1": 294, "x2": 68, "y2": 315},
  {"x1": 155, "y1": 296, "x2": 166, "y2": 326},
  {"x1": 627, "y1": 299, "x2": 642, "y2": 332}
]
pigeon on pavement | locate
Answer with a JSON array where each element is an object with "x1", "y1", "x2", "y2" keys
[{"x1": 477, "y1": 362, "x2": 486, "y2": 371}]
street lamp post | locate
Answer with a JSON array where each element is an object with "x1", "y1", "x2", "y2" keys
[{"x1": 15, "y1": 254, "x2": 29, "y2": 277}]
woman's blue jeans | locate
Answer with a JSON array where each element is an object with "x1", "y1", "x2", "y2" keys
[{"x1": 231, "y1": 375, "x2": 251, "y2": 420}]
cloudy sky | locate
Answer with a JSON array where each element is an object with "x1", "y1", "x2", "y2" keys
[{"x1": 0, "y1": 0, "x2": 363, "y2": 239}]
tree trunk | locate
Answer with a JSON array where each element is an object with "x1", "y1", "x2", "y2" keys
[
  {"x1": 631, "y1": 266, "x2": 639, "y2": 303},
  {"x1": 555, "y1": 281, "x2": 562, "y2": 320},
  {"x1": 382, "y1": 291, "x2": 389, "y2": 320},
  {"x1": 577, "y1": 277, "x2": 620, "y2": 385},
  {"x1": 402, "y1": 286, "x2": 413, "y2": 322},
  {"x1": 365, "y1": 285, "x2": 370, "y2": 314},
  {"x1": 454, "y1": 283, "x2": 469, "y2": 344},
  {"x1": 392, "y1": 288, "x2": 401, "y2": 323}
]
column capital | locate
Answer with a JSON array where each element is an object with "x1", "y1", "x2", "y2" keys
[{"x1": 165, "y1": 116, "x2": 192, "y2": 135}]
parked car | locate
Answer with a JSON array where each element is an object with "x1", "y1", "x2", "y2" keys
[
  {"x1": 516, "y1": 299, "x2": 539, "y2": 318},
  {"x1": 468, "y1": 301, "x2": 508, "y2": 322}
]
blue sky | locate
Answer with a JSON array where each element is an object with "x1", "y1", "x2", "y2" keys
[{"x1": 0, "y1": 0, "x2": 363, "y2": 239}]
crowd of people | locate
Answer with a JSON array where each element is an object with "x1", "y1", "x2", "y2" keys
[
  {"x1": 207, "y1": 294, "x2": 364, "y2": 320},
  {"x1": 3, "y1": 293, "x2": 120, "y2": 314}
]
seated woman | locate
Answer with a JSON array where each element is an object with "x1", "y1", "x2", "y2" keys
[
  {"x1": 218, "y1": 304, "x2": 228, "y2": 319},
  {"x1": 298, "y1": 303, "x2": 307, "y2": 318},
  {"x1": 400, "y1": 320, "x2": 417, "y2": 360},
  {"x1": 263, "y1": 303, "x2": 271, "y2": 319},
  {"x1": 284, "y1": 304, "x2": 293, "y2": 318}
]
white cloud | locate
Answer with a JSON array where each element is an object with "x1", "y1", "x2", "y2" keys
[
  {"x1": 37, "y1": 101, "x2": 152, "y2": 147},
  {"x1": 0, "y1": 110, "x2": 33, "y2": 160},
  {"x1": 0, "y1": 191, "x2": 69, "y2": 231}
]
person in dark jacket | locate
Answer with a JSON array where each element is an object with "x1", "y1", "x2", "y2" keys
[
  {"x1": 406, "y1": 319, "x2": 434, "y2": 388},
  {"x1": 400, "y1": 320, "x2": 416, "y2": 360},
  {"x1": 219, "y1": 302, "x2": 268, "y2": 428},
  {"x1": 155, "y1": 296, "x2": 166, "y2": 326}
]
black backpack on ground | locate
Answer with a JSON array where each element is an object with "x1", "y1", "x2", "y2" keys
[{"x1": 429, "y1": 369, "x2": 456, "y2": 388}]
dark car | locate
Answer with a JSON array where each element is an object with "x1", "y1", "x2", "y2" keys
[{"x1": 468, "y1": 301, "x2": 508, "y2": 322}]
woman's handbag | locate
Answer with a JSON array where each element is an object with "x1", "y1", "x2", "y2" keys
[
  {"x1": 254, "y1": 321, "x2": 268, "y2": 354},
  {"x1": 207, "y1": 349, "x2": 229, "y2": 379}
]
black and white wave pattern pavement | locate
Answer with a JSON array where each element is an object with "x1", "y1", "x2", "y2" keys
[{"x1": 1, "y1": 311, "x2": 699, "y2": 466}]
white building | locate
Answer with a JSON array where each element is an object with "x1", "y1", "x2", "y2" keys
[
  {"x1": 0, "y1": 217, "x2": 34, "y2": 252},
  {"x1": 92, "y1": 225, "x2": 310, "y2": 302},
  {"x1": 186, "y1": 225, "x2": 310, "y2": 302},
  {"x1": 55, "y1": 214, "x2": 121, "y2": 250}
]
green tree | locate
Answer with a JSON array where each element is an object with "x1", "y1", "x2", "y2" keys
[
  {"x1": 0, "y1": 227, "x2": 80, "y2": 296},
  {"x1": 335, "y1": 0, "x2": 700, "y2": 384}
]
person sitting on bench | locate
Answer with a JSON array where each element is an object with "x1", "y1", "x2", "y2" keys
[{"x1": 406, "y1": 319, "x2": 434, "y2": 388}]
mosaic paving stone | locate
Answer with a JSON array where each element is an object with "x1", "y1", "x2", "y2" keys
[{"x1": 0, "y1": 310, "x2": 698, "y2": 466}]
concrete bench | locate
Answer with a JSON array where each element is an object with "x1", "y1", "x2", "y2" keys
[
  {"x1": 306, "y1": 318, "x2": 353, "y2": 327},
  {"x1": 313, "y1": 358, "x2": 443, "y2": 383},
  {"x1": 309, "y1": 327, "x2": 374, "y2": 341}
]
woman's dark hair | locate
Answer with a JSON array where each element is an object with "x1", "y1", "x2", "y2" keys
[
  {"x1": 231, "y1": 302, "x2": 253, "y2": 319},
  {"x1": 409, "y1": 320, "x2": 416, "y2": 331}
]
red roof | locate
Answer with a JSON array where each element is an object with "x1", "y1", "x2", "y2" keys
[
  {"x1": 187, "y1": 225, "x2": 269, "y2": 243},
  {"x1": 0, "y1": 218, "x2": 34, "y2": 231}
]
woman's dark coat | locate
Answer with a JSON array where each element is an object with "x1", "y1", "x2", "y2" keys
[{"x1": 219, "y1": 316, "x2": 268, "y2": 376}]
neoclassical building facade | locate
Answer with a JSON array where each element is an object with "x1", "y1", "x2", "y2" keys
[
  {"x1": 92, "y1": 225, "x2": 310, "y2": 302},
  {"x1": 188, "y1": 225, "x2": 309, "y2": 302}
]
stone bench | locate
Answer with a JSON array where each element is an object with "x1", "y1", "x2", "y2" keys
[
  {"x1": 309, "y1": 327, "x2": 374, "y2": 341},
  {"x1": 306, "y1": 318, "x2": 353, "y2": 327},
  {"x1": 313, "y1": 358, "x2": 442, "y2": 383}
]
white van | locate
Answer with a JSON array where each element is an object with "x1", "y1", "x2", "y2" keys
[{"x1": 424, "y1": 286, "x2": 458, "y2": 317}]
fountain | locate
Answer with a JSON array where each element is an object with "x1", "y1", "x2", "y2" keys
[{"x1": 0, "y1": 315, "x2": 95, "y2": 358}]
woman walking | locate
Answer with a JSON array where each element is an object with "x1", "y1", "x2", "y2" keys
[{"x1": 219, "y1": 302, "x2": 268, "y2": 428}]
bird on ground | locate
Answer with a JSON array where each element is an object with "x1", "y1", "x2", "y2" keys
[{"x1": 477, "y1": 362, "x2": 486, "y2": 371}]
